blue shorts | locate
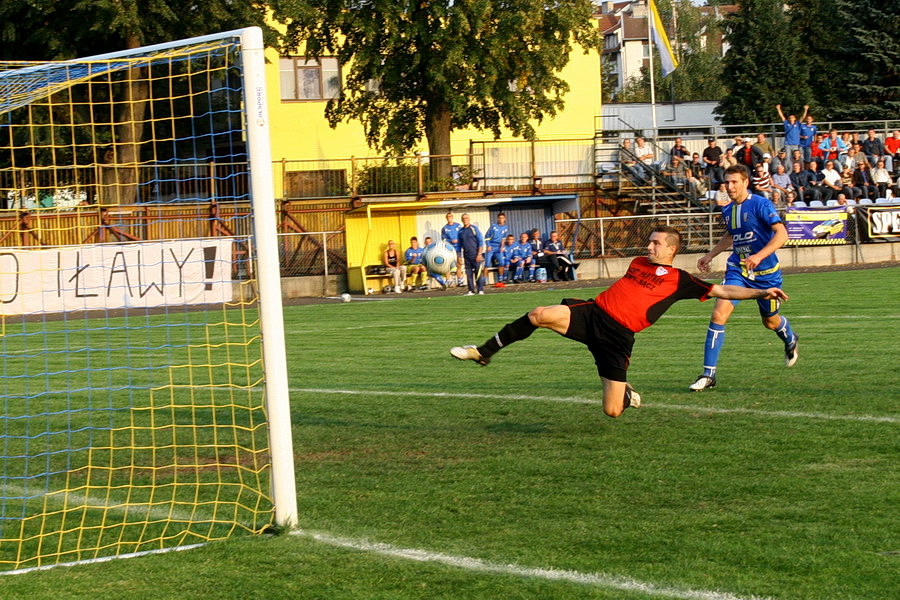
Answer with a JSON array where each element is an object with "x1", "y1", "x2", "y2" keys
[
  {"x1": 484, "y1": 247, "x2": 506, "y2": 267},
  {"x1": 723, "y1": 263, "x2": 783, "y2": 317}
]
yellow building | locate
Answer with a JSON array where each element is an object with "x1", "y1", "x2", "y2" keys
[{"x1": 263, "y1": 31, "x2": 603, "y2": 164}]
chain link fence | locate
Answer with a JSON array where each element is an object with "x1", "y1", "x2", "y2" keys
[{"x1": 278, "y1": 230, "x2": 346, "y2": 277}]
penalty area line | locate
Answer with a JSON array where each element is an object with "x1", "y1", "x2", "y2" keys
[
  {"x1": 292, "y1": 529, "x2": 772, "y2": 600},
  {"x1": 290, "y1": 388, "x2": 899, "y2": 424}
]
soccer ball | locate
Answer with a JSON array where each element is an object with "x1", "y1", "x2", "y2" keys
[
  {"x1": 340, "y1": 293, "x2": 352, "y2": 303},
  {"x1": 422, "y1": 241, "x2": 457, "y2": 275}
]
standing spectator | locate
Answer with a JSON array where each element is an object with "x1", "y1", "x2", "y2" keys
[
  {"x1": 818, "y1": 130, "x2": 849, "y2": 168},
  {"x1": 771, "y1": 148, "x2": 791, "y2": 173},
  {"x1": 440, "y1": 212, "x2": 464, "y2": 287},
  {"x1": 483, "y1": 212, "x2": 509, "y2": 284},
  {"x1": 735, "y1": 138, "x2": 762, "y2": 170},
  {"x1": 810, "y1": 133, "x2": 826, "y2": 169},
  {"x1": 753, "y1": 133, "x2": 776, "y2": 158},
  {"x1": 382, "y1": 239, "x2": 407, "y2": 293},
  {"x1": 799, "y1": 114, "x2": 817, "y2": 163},
  {"x1": 871, "y1": 160, "x2": 899, "y2": 198},
  {"x1": 862, "y1": 129, "x2": 893, "y2": 172},
  {"x1": 853, "y1": 162, "x2": 877, "y2": 199},
  {"x1": 404, "y1": 236, "x2": 428, "y2": 290},
  {"x1": 702, "y1": 138, "x2": 724, "y2": 187},
  {"x1": 670, "y1": 137, "x2": 689, "y2": 161},
  {"x1": 840, "y1": 166, "x2": 862, "y2": 201},
  {"x1": 770, "y1": 164, "x2": 793, "y2": 206},
  {"x1": 458, "y1": 213, "x2": 485, "y2": 296},
  {"x1": 776, "y1": 104, "x2": 807, "y2": 157},
  {"x1": 790, "y1": 161, "x2": 821, "y2": 203},
  {"x1": 884, "y1": 130, "x2": 900, "y2": 172}
]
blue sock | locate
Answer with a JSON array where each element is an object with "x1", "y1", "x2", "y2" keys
[
  {"x1": 702, "y1": 322, "x2": 727, "y2": 377},
  {"x1": 773, "y1": 316, "x2": 796, "y2": 346}
]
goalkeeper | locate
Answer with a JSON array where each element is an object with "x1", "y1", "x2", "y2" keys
[{"x1": 450, "y1": 226, "x2": 789, "y2": 418}]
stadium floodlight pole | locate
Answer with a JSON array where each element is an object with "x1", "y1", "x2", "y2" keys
[{"x1": 239, "y1": 26, "x2": 299, "y2": 530}]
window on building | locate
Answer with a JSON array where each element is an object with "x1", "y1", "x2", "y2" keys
[{"x1": 279, "y1": 57, "x2": 341, "y2": 101}]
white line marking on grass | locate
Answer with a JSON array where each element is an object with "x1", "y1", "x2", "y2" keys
[
  {"x1": 290, "y1": 388, "x2": 899, "y2": 424},
  {"x1": 292, "y1": 529, "x2": 773, "y2": 600},
  {"x1": 0, "y1": 543, "x2": 207, "y2": 576}
]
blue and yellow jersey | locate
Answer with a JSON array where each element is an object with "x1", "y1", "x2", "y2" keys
[
  {"x1": 441, "y1": 222, "x2": 462, "y2": 246},
  {"x1": 720, "y1": 194, "x2": 782, "y2": 275},
  {"x1": 405, "y1": 246, "x2": 424, "y2": 265}
]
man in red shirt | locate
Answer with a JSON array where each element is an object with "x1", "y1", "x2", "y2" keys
[{"x1": 450, "y1": 226, "x2": 788, "y2": 418}]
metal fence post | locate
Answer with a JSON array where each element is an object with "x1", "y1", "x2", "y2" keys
[{"x1": 322, "y1": 230, "x2": 329, "y2": 296}]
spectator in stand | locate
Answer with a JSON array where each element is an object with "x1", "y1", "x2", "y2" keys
[
  {"x1": 840, "y1": 166, "x2": 862, "y2": 201},
  {"x1": 771, "y1": 164, "x2": 793, "y2": 206},
  {"x1": 714, "y1": 182, "x2": 730, "y2": 207},
  {"x1": 382, "y1": 239, "x2": 407, "y2": 293},
  {"x1": 845, "y1": 146, "x2": 868, "y2": 171},
  {"x1": 885, "y1": 130, "x2": 900, "y2": 171},
  {"x1": 760, "y1": 153, "x2": 774, "y2": 174},
  {"x1": 404, "y1": 236, "x2": 428, "y2": 290},
  {"x1": 853, "y1": 162, "x2": 876, "y2": 199},
  {"x1": 670, "y1": 137, "x2": 689, "y2": 161},
  {"x1": 735, "y1": 138, "x2": 763, "y2": 170},
  {"x1": 785, "y1": 189, "x2": 798, "y2": 205},
  {"x1": 790, "y1": 161, "x2": 821, "y2": 203},
  {"x1": 721, "y1": 147, "x2": 738, "y2": 170},
  {"x1": 809, "y1": 133, "x2": 826, "y2": 169},
  {"x1": 750, "y1": 163, "x2": 774, "y2": 200},
  {"x1": 834, "y1": 192, "x2": 850, "y2": 206},
  {"x1": 776, "y1": 104, "x2": 808, "y2": 157},
  {"x1": 635, "y1": 136, "x2": 655, "y2": 175},
  {"x1": 872, "y1": 160, "x2": 899, "y2": 198},
  {"x1": 807, "y1": 160, "x2": 833, "y2": 202},
  {"x1": 730, "y1": 135, "x2": 744, "y2": 153},
  {"x1": 818, "y1": 129, "x2": 849, "y2": 169},
  {"x1": 753, "y1": 133, "x2": 776, "y2": 158},
  {"x1": 799, "y1": 114, "x2": 817, "y2": 163},
  {"x1": 703, "y1": 137, "x2": 725, "y2": 186},
  {"x1": 820, "y1": 160, "x2": 844, "y2": 201},
  {"x1": 772, "y1": 148, "x2": 791, "y2": 173},
  {"x1": 619, "y1": 138, "x2": 641, "y2": 180},
  {"x1": 862, "y1": 129, "x2": 893, "y2": 172},
  {"x1": 665, "y1": 155, "x2": 691, "y2": 191},
  {"x1": 791, "y1": 149, "x2": 804, "y2": 172},
  {"x1": 688, "y1": 152, "x2": 708, "y2": 194}
]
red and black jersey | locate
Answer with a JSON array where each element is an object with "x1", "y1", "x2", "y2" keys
[{"x1": 595, "y1": 257, "x2": 713, "y2": 333}]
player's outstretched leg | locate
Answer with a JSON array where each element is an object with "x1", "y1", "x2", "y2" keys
[{"x1": 450, "y1": 313, "x2": 538, "y2": 366}]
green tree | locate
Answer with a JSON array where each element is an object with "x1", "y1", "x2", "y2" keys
[
  {"x1": 715, "y1": 0, "x2": 810, "y2": 124},
  {"x1": 836, "y1": 0, "x2": 900, "y2": 119},
  {"x1": 270, "y1": 0, "x2": 600, "y2": 178},
  {"x1": 786, "y1": 0, "x2": 848, "y2": 119},
  {"x1": 0, "y1": 1, "x2": 274, "y2": 203}
]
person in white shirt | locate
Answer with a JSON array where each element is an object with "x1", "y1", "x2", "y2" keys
[
  {"x1": 871, "y1": 160, "x2": 899, "y2": 198},
  {"x1": 820, "y1": 161, "x2": 843, "y2": 201}
]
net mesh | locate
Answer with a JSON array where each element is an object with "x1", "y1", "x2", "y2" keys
[{"x1": 0, "y1": 34, "x2": 274, "y2": 571}]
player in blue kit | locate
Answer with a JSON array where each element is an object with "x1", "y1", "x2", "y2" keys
[
  {"x1": 507, "y1": 233, "x2": 536, "y2": 283},
  {"x1": 483, "y1": 213, "x2": 509, "y2": 285},
  {"x1": 689, "y1": 164, "x2": 799, "y2": 391},
  {"x1": 441, "y1": 212, "x2": 464, "y2": 286},
  {"x1": 404, "y1": 236, "x2": 427, "y2": 290}
]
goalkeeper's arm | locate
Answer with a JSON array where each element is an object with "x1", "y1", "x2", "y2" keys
[{"x1": 709, "y1": 284, "x2": 788, "y2": 302}]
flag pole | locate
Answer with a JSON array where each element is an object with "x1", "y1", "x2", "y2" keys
[{"x1": 647, "y1": 1, "x2": 658, "y2": 139}]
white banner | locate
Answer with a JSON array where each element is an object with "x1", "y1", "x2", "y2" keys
[{"x1": 0, "y1": 238, "x2": 235, "y2": 316}]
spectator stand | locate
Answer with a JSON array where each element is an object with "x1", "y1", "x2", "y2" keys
[{"x1": 345, "y1": 194, "x2": 580, "y2": 294}]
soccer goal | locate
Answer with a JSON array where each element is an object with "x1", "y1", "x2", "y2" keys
[{"x1": 0, "y1": 28, "x2": 296, "y2": 572}]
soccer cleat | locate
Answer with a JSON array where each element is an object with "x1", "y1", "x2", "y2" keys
[
  {"x1": 450, "y1": 345, "x2": 490, "y2": 366},
  {"x1": 478, "y1": 291, "x2": 484, "y2": 295},
  {"x1": 689, "y1": 375, "x2": 717, "y2": 391},
  {"x1": 625, "y1": 383, "x2": 641, "y2": 409},
  {"x1": 784, "y1": 336, "x2": 799, "y2": 367}
]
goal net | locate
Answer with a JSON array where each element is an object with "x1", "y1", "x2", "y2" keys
[{"x1": 0, "y1": 28, "x2": 296, "y2": 572}]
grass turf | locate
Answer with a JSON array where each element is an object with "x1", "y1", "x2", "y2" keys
[{"x1": 2, "y1": 267, "x2": 898, "y2": 599}]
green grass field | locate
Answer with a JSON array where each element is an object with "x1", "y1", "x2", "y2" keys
[{"x1": 2, "y1": 267, "x2": 899, "y2": 599}]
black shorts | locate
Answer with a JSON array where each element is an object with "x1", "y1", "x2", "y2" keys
[{"x1": 561, "y1": 298, "x2": 635, "y2": 382}]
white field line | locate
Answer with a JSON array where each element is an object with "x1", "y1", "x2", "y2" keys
[
  {"x1": 289, "y1": 388, "x2": 900, "y2": 424},
  {"x1": 0, "y1": 543, "x2": 206, "y2": 576},
  {"x1": 291, "y1": 529, "x2": 773, "y2": 600}
]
